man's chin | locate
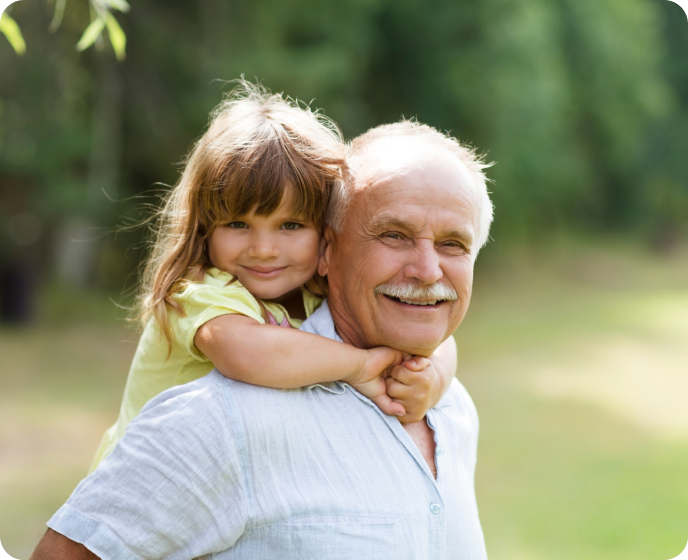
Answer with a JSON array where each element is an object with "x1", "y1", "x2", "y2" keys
[
  {"x1": 370, "y1": 295, "x2": 457, "y2": 354},
  {"x1": 377, "y1": 331, "x2": 444, "y2": 356}
]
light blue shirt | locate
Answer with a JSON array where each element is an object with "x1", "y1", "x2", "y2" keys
[{"x1": 48, "y1": 301, "x2": 487, "y2": 560}]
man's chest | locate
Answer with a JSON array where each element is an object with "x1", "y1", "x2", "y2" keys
[{"x1": 213, "y1": 387, "x2": 486, "y2": 560}]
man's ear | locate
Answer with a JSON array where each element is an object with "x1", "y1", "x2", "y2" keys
[{"x1": 317, "y1": 226, "x2": 334, "y2": 277}]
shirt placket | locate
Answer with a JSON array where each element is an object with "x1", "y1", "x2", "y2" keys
[
  {"x1": 426, "y1": 409, "x2": 447, "y2": 560},
  {"x1": 347, "y1": 386, "x2": 448, "y2": 560}
]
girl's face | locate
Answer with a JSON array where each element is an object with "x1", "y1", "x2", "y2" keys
[{"x1": 207, "y1": 201, "x2": 321, "y2": 301}]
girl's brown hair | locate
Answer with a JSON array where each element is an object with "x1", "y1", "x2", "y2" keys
[{"x1": 138, "y1": 80, "x2": 344, "y2": 345}]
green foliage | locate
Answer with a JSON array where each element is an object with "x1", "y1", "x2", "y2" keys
[
  {"x1": 48, "y1": 0, "x2": 67, "y2": 32},
  {"x1": 0, "y1": 0, "x2": 686, "y2": 269},
  {"x1": 0, "y1": 12, "x2": 26, "y2": 55},
  {"x1": 75, "y1": 14, "x2": 106, "y2": 52},
  {"x1": 75, "y1": 0, "x2": 129, "y2": 58},
  {"x1": 2, "y1": 0, "x2": 129, "y2": 59},
  {"x1": 104, "y1": 13, "x2": 126, "y2": 60}
]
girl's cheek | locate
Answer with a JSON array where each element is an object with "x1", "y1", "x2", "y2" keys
[{"x1": 297, "y1": 243, "x2": 321, "y2": 270}]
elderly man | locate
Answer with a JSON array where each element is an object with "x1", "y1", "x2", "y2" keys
[{"x1": 31, "y1": 120, "x2": 493, "y2": 560}]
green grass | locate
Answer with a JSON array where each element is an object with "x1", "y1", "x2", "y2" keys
[
  {"x1": 1, "y1": 242, "x2": 687, "y2": 559},
  {"x1": 459, "y1": 243, "x2": 688, "y2": 560}
]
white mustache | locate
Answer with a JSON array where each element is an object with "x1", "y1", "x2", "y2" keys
[{"x1": 374, "y1": 282, "x2": 457, "y2": 303}]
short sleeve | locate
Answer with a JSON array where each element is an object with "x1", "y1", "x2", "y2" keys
[
  {"x1": 173, "y1": 281, "x2": 266, "y2": 359},
  {"x1": 48, "y1": 377, "x2": 248, "y2": 560}
]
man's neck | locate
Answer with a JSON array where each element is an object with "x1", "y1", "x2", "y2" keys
[{"x1": 327, "y1": 298, "x2": 368, "y2": 349}]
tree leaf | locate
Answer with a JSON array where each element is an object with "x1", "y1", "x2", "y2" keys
[
  {"x1": 0, "y1": 12, "x2": 26, "y2": 55},
  {"x1": 76, "y1": 15, "x2": 106, "y2": 52},
  {"x1": 49, "y1": 0, "x2": 68, "y2": 33},
  {"x1": 105, "y1": 13, "x2": 126, "y2": 60},
  {"x1": 94, "y1": 0, "x2": 130, "y2": 13}
]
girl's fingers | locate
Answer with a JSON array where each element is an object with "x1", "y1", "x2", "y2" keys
[
  {"x1": 386, "y1": 377, "x2": 413, "y2": 402},
  {"x1": 372, "y1": 393, "x2": 406, "y2": 417},
  {"x1": 390, "y1": 363, "x2": 427, "y2": 384},
  {"x1": 402, "y1": 356, "x2": 431, "y2": 371},
  {"x1": 389, "y1": 365, "x2": 409, "y2": 384}
]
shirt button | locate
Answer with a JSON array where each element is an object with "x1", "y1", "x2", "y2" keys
[
  {"x1": 430, "y1": 503, "x2": 441, "y2": 514},
  {"x1": 436, "y1": 446, "x2": 445, "y2": 456}
]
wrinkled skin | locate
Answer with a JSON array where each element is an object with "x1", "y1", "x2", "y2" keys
[{"x1": 320, "y1": 138, "x2": 479, "y2": 356}]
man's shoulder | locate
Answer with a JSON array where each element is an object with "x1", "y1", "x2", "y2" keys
[
  {"x1": 136, "y1": 370, "x2": 300, "y2": 425},
  {"x1": 138, "y1": 370, "x2": 225, "y2": 413},
  {"x1": 133, "y1": 370, "x2": 253, "y2": 436},
  {"x1": 107, "y1": 372, "x2": 253, "y2": 477}
]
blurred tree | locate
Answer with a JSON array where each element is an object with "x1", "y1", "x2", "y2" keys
[{"x1": 642, "y1": 0, "x2": 688, "y2": 250}]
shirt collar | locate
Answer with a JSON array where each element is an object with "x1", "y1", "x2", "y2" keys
[
  {"x1": 299, "y1": 300, "x2": 347, "y2": 393},
  {"x1": 299, "y1": 300, "x2": 342, "y2": 342}
]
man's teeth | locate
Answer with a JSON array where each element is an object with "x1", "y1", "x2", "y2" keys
[{"x1": 397, "y1": 298, "x2": 439, "y2": 306}]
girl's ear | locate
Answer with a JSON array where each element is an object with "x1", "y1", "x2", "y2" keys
[{"x1": 317, "y1": 227, "x2": 333, "y2": 277}]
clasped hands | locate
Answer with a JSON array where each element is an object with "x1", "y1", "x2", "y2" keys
[{"x1": 344, "y1": 347, "x2": 442, "y2": 424}]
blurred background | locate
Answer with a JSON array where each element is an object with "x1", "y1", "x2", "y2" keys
[{"x1": 1, "y1": 0, "x2": 687, "y2": 558}]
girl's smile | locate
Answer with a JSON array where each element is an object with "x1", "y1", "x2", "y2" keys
[
  {"x1": 207, "y1": 201, "x2": 321, "y2": 301},
  {"x1": 241, "y1": 265, "x2": 288, "y2": 277}
]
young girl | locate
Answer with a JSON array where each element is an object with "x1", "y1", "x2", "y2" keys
[{"x1": 90, "y1": 82, "x2": 457, "y2": 471}]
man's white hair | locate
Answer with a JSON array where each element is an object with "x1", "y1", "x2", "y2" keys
[{"x1": 328, "y1": 120, "x2": 494, "y2": 253}]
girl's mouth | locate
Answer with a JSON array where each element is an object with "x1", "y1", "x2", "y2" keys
[{"x1": 241, "y1": 265, "x2": 287, "y2": 278}]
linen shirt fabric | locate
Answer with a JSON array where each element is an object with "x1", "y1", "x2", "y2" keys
[
  {"x1": 89, "y1": 267, "x2": 321, "y2": 472},
  {"x1": 49, "y1": 301, "x2": 488, "y2": 560}
]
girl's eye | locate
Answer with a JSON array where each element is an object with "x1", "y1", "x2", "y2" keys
[
  {"x1": 282, "y1": 222, "x2": 302, "y2": 230},
  {"x1": 228, "y1": 221, "x2": 248, "y2": 229}
]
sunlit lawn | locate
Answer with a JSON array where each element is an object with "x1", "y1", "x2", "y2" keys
[{"x1": 1, "y1": 242, "x2": 687, "y2": 559}]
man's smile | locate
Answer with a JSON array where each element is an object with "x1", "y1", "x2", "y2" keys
[{"x1": 379, "y1": 294, "x2": 448, "y2": 309}]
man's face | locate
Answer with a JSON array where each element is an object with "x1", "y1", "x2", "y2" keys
[{"x1": 320, "y1": 140, "x2": 479, "y2": 356}]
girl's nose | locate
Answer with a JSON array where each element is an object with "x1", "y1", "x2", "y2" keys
[{"x1": 247, "y1": 233, "x2": 280, "y2": 259}]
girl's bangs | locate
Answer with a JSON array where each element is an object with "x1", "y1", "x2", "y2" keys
[{"x1": 214, "y1": 140, "x2": 328, "y2": 227}]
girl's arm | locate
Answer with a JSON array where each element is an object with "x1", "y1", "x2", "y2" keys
[
  {"x1": 194, "y1": 314, "x2": 406, "y2": 416},
  {"x1": 386, "y1": 335, "x2": 458, "y2": 424}
]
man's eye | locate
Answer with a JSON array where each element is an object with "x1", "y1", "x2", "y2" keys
[
  {"x1": 384, "y1": 232, "x2": 403, "y2": 240},
  {"x1": 442, "y1": 241, "x2": 468, "y2": 252},
  {"x1": 282, "y1": 222, "x2": 302, "y2": 230},
  {"x1": 228, "y1": 221, "x2": 248, "y2": 229}
]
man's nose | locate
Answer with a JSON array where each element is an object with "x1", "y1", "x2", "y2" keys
[
  {"x1": 404, "y1": 241, "x2": 443, "y2": 284},
  {"x1": 247, "y1": 233, "x2": 279, "y2": 259}
]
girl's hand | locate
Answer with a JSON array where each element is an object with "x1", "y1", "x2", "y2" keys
[
  {"x1": 386, "y1": 357, "x2": 443, "y2": 424},
  {"x1": 345, "y1": 347, "x2": 406, "y2": 417}
]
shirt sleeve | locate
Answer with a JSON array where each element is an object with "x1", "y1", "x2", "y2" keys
[
  {"x1": 48, "y1": 377, "x2": 248, "y2": 560},
  {"x1": 173, "y1": 282, "x2": 266, "y2": 360}
]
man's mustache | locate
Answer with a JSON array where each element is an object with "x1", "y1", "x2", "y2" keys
[{"x1": 373, "y1": 282, "x2": 458, "y2": 302}]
